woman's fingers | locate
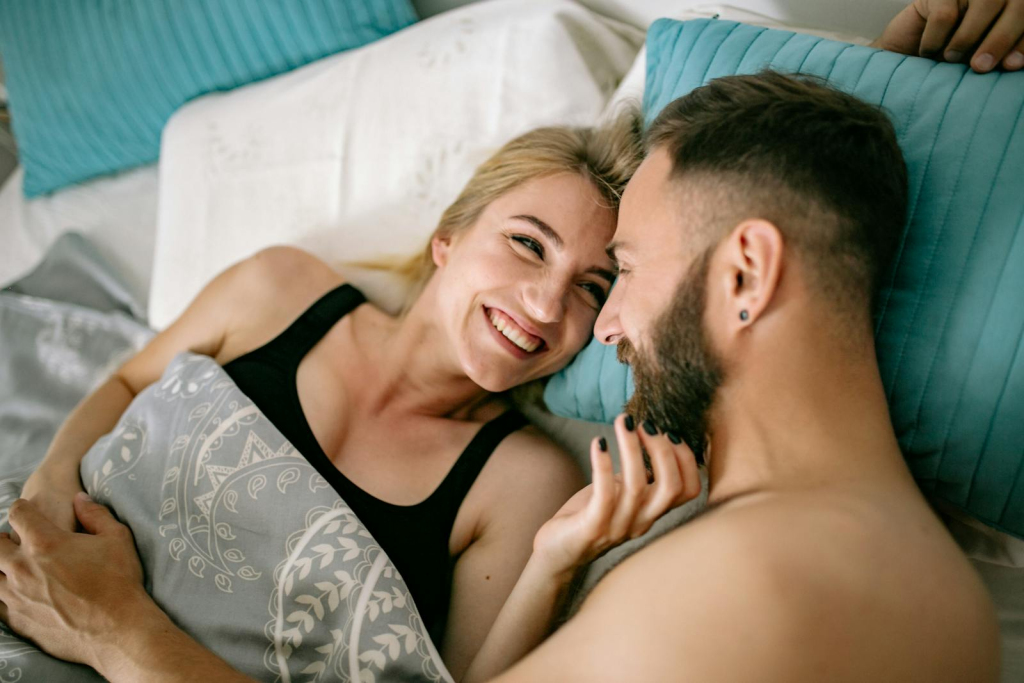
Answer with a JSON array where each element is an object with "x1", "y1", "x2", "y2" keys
[
  {"x1": 584, "y1": 436, "x2": 618, "y2": 535},
  {"x1": 631, "y1": 425, "x2": 702, "y2": 537},
  {"x1": 606, "y1": 414, "x2": 648, "y2": 541},
  {"x1": 630, "y1": 423, "x2": 683, "y2": 535}
]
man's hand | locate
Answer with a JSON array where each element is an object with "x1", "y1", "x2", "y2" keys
[
  {"x1": 874, "y1": 0, "x2": 1024, "y2": 72},
  {"x1": 0, "y1": 493, "x2": 146, "y2": 669}
]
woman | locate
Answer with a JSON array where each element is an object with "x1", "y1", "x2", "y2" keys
[{"x1": 1, "y1": 111, "x2": 700, "y2": 683}]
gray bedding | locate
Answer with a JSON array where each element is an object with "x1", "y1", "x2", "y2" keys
[{"x1": 0, "y1": 234, "x2": 452, "y2": 683}]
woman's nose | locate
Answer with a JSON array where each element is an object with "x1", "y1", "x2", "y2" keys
[{"x1": 524, "y1": 277, "x2": 568, "y2": 324}]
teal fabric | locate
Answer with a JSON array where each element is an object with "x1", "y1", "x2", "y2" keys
[
  {"x1": 0, "y1": 0, "x2": 417, "y2": 197},
  {"x1": 545, "y1": 18, "x2": 1024, "y2": 538}
]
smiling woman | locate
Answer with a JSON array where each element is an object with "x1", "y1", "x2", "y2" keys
[{"x1": 0, "y1": 106, "x2": 708, "y2": 683}]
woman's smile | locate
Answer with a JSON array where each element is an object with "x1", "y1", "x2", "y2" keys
[{"x1": 482, "y1": 305, "x2": 548, "y2": 358}]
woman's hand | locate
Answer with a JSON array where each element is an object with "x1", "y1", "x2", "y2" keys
[
  {"x1": 16, "y1": 466, "x2": 84, "y2": 536},
  {"x1": 531, "y1": 414, "x2": 701, "y2": 579},
  {"x1": 874, "y1": 0, "x2": 1024, "y2": 72},
  {"x1": 0, "y1": 493, "x2": 146, "y2": 669}
]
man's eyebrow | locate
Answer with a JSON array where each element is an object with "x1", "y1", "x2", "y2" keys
[
  {"x1": 605, "y1": 240, "x2": 627, "y2": 262},
  {"x1": 511, "y1": 215, "x2": 564, "y2": 249}
]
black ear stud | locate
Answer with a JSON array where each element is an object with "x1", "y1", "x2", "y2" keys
[{"x1": 739, "y1": 310, "x2": 749, "y2": 321}]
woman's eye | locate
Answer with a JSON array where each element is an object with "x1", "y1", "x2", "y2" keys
[
  {"x1": 580, "y1": 282, "x2": 607, "y2": 307},
  {"x1": 512, "y1": 235, "x2": 544, "y2": 259}
]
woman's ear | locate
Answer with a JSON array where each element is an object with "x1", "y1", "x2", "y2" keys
[{"x1": 431, "y1": 234, "x2": 452, "y2": 268}]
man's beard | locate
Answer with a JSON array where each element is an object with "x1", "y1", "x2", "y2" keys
[{"x1": 618, "y1": 247, "x2": 724, "y2": 465}]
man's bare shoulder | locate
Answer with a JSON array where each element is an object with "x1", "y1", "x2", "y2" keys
[{"x1": 497, "y1": 490, "x2": 1000, "y2": 683}]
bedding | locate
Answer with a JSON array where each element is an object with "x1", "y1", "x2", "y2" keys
[
  {"x1": 0, "y1": 164, "x2": 158, "y2": 307},
  {"x1": 147, "y1": 0, "x2": 643, "y2": 329},
  {"x1": 0, "y1": 0, "x2": 418, "y2": 197},
  {"x1": 545, "y1": 17, "x2": 1024, "y2": 544}
]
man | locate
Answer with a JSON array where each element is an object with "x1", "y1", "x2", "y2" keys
[
  {"x1": 489, "y1": 70, "x2": 1001, "y2": 682},
  {"x1": 0, "y1": 2, "x2": 1012, "y2": 680}
]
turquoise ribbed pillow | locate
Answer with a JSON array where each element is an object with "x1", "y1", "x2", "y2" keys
[
  {"x1": 545, "y1": 18, "x2": 1024, "y2": 538},
  {"x1": 0, "y1": 0, "x2": 417, "y2": 197}
]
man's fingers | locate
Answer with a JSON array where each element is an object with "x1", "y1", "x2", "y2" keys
[
  {"x1": 73, "y1": 493, "x2": 122, "y2": 537},
  {"x1": 7, "y1": 500, "x2": 57, "y2": 549},
  {"x1": 0, "y1": 533, "x2": 16, "y2": 575},
  {"x1": 972, "y1": 4, "x2": 1024, "y2": 71},
  {"x1": 920, "y1": 0, "x2": 963, "y2": 56},
  {"x1": 943, "y1": 0, "x2": 1003, "y2": 62},
  {"x1": 1004, "y1": 34, "x2": 1024, "y2": 67}
]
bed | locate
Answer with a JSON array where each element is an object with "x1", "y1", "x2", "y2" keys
[{"x1": 0, "y1": 0, "x2": 1021, "y2": 680}]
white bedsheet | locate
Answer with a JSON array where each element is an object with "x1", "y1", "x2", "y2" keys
[{"x1": 0, "y1": 165, "x2": 157, "y2": 311}]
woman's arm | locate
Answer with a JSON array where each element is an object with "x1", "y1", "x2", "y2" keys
[
  {"x1": 453, "y1": 416, "x2": 702, "y2": 683},
  {"x1": 18, "y1": 247, "x2": 290, "y2": 532},
  {"x1": 873, "y1": 0, "x2": 1024, "y2": 72}
]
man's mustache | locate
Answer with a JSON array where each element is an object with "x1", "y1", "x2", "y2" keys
[{"x1": 616, "y1": 339, "x2": 634, "y2": 365}]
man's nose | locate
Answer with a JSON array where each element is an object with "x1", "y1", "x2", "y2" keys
[
  {"x1": 594, "y1": 286, "x2": 624, "y2": 345},
  {"x1": 524, "y1": 276, "x2": 568, "y2": 324}
]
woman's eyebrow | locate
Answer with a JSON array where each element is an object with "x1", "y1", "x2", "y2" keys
[
  {"x1": 511, "y1": 214, "x2": 564, "y2": 249},
  {"x1": 587, "y1": 266, "x2": 616, "y2": 285}
]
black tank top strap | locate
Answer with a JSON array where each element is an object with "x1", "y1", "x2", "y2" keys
[
  {"x1": 429, "y1": 409, "x2": 529, "y2": 520},
  {"x1": 251, "y1": 283, "x2": 366, "y2": 366}
]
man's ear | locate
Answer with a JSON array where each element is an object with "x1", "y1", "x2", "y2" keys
[
  {"x1": 431, "y1": 233, "x2": 453, "y2": 268},
  {"x1": 720, "y1": 219, "x2": 784, "y2": 330}
]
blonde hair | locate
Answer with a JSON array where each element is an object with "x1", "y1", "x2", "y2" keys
[{"x1": 364, "y1": 107, "x2": 644, "y2": 313}]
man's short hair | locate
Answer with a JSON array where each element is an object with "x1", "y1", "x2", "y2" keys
[{"x1": 645, "y1": 70, "x2": 909, "y2": 319}]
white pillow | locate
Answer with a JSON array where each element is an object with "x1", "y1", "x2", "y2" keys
[{"x1": 149, "y1": 0, "x2": 642, "y2": 329}]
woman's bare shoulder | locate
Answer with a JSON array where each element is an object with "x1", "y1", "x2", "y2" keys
[
  {"x1": 214, "y1": 246, "x2": 347, "y2": 362},
  {"x1": 488, "y1": 425, "x2": 586, "y2": 501}
]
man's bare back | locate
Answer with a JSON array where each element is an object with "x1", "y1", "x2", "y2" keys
[{"x1": 496, "y1": 480, "x2": 998, "y2": 682}]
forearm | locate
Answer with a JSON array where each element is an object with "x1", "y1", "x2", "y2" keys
[
  {"x1": 93, "y1": 591, "x2": 255, "y2": 683},
  {"x1": 35, "y1": 374, "x2": 135, "y2": 484},
  {"x1": 460, "y1": 557, "x2": 580, "y2": 683}
]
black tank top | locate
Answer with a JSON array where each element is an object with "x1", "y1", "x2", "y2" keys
[{"x1": 222, "y1": 283, "x2": 526, "y2": 643}]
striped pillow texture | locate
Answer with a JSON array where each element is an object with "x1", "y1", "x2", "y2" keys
[{"x1": 0, "y1": 0, "x2": 417, "y2": 197}]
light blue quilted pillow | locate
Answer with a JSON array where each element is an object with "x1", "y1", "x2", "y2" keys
[
  {"x1": 545, "y1": 18, "x2": 1024, "y2": 538},
  {"x1": 0, "y1": 0, "x2": 417, "y2": 197}
]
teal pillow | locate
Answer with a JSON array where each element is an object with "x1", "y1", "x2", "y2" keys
[
  {"x1": 0, "y1": 0, "x2": 417, "y2": 197},
  {"x1": 545, "y1": 18, "x2": 1024, "y2": 538}
]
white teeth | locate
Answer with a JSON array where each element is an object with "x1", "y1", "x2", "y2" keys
[{"x1": 489, "y1": 311, "x2": 540, "y2": 353}]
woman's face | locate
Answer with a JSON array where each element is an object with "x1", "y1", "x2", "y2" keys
[{"x1": 431, "y1": 172, "x2": 617, "y2": 392}]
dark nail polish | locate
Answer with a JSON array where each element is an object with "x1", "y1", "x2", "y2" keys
[
  {"x1": 642, "y1": 420, "x2": 657, "y2": 436},
  {"x1": 667, "y1": 432, "x2": 682, "y2": 445},
  {"x1": 598, "y1": 437, "x2": 608, "y2": 452},
  {"x1": 624, "y1": 415, "x2": 635, "y2": 431}
]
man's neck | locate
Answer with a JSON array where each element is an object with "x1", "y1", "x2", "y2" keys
[{"x1": 704, "y1": 312, "x2": 913, "y2": 508}]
